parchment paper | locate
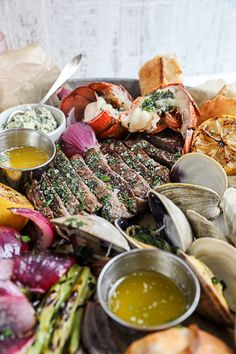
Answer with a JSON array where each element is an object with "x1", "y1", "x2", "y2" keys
[{"x1": 0, "y1": 42, "x2": 60, "y2": 112}]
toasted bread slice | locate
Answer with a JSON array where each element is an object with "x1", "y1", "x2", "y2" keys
[
  {"x1": 139, "y1": 55, "x2": 183, "y2": 96},
  {"x1": 125, "y1": 325, "x2": 233, "y2": 354}
]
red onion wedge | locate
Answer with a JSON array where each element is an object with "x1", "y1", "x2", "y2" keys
[
  {"x1": 0, "y1": 259, "x2": 13, "y2": 281},
  {"x1": 9, "y1": 209, "x2": 54, "y2": 250},
  {"x1": 56, "y1": 87, "x2": 72, "y2": 101},
  {"x1": 0, "y1": 280, "x2": 35, "y2": 335},
  {"x1": 0, "y1": 227, "x2": 28, "y2": 258},
  {"x1": 62, "y1": 121, "x2": 98, "y2": 157},
  {"x1": 0, "y1": 335, "x2": 34, "y2": 354},
  {"x1": 12, "y1": 252, "x2": 76, "y2": 293}
]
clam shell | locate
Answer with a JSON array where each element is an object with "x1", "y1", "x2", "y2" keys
[
  {"x1": 180, "y1": 251, "x2": 234, "y2": 326},
  {"x1": 154, "y1": 183, "x2": 221, "y2": 219},
  {"x1": 189, "y1": 238, "x2": 236, "y2": 313},
  {"x1": 221, "y1": 187, "x2": 236, "y2": 246},
  {"x1": 186, "y1": 210, "x2": 227, "y2": 242},
  {"x1": 115, "y1": 214, "x2": 169, "y2": 250},
  {"x1": 115, "y1": 217, "x2": 155, "y2": 250},
  {"x1": 170, "y1": 152, "x2": 228, "y2": 196},
  {"x1": 148, "y1": 190, "x2": 193, "y2": 251},
  {"x1": 52, "y1": 214, "x2": 130, "y2": 254}
]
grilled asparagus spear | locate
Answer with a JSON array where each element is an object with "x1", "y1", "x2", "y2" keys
[{"x1": 26, "y1": 265, "x2": 81, "y2": 354}]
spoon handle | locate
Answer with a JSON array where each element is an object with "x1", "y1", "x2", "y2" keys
[{"x1": 39, "y1": 53, "x2": 83, "y2": 105}]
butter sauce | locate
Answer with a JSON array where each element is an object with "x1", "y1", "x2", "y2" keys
[
  {"x1": 108, "y1": 270, "x2": 187, "y2": 327},
  {"x1": 0, "y1": 146, "x2": 49, "y2": 169}
]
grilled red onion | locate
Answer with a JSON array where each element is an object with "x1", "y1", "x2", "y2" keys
[
  {"x1": 0, "y1": 280, "x2": 35, "y2": 335},
  {"x1": 9, "y1": 209, "x2": 54, "y2": 249},
  {"x1": 0, "y1": 335, "x2": 34, "y2": 354},
  {"x1": 12, "y1": 252, "x2": 76, "y2": 293},
  {"x1": 0, "y1": 227, "x2": 28, "y2": 258},
  {"x1": 62, "y1": 121, "x2": 98, "y2": 157}
]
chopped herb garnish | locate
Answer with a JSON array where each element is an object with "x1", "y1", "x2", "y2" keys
[
  {"x1": 141, "y1": 89, "x2": 175, "y2": 113},
  {"x1": 21, "y1": 235, "x2": 31, "y2": 243}
]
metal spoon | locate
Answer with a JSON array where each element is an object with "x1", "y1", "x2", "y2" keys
[{"x1": 7, "y1": 53, "x2": 83, "y2": 124}]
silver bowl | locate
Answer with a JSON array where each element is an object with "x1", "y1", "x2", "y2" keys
[
  {"x1": 0, "y1": 128, "x2": 56, "y2": 191},
  {"x1": 97, "y1": 249, "x2": 200, "y2": 332}
]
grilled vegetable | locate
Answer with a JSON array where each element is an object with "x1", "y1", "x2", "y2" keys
[
  {"x1": 26, "y1": 264, "x2": 95, "y2": 354},
  {"x1": 0, "y1": 183, "x2": 33, "y2": 231}
]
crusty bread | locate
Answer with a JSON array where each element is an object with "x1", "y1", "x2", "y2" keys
[
  {"x1": 217, "y1": 83, "x2": 236, "y2": 99},
  {"x1": 125, "y1": 325, "x2": 234, "y2": 354},
  {"x1": 200, "y1": 95, "x2": 236, "y2": 122},
  {"x1": 139, "y1": 55, "x2": 183, "y2": 96}
]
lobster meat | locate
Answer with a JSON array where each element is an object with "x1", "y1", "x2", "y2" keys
[
  {"x1": 60, "y1": 81, "x2": 133, "y2": 139},
  {"x1": 120, "y1": 84, "x2": 201, "y2": 154}
]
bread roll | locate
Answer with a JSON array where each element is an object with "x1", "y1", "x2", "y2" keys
[
  {"x1": 125, "y1": 325, "x2": 234, "y2": 354},
  {"x1": 139, "y1": 55, "x2": 183, "y2": 96}
]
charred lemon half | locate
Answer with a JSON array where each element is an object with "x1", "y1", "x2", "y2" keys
[
  {"x1": 191, "y1": 115, "x2": 236, "y2": 175},
  {"x1": 0, "y1": 183, "x2": 33, "y2": 230}
]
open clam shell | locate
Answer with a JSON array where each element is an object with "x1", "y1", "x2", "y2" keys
[
  {"x1": 148, "y1": 190, "x2": 193, "y2": 251},
  {"x1": 52, "y1": 214, "x2": 130, "y2": 254},
  {"x1": 180, "y1": 251, "x2": 234, "y2": 327},
  {"x1": 170, "y1": 153, "x2": 228, "y2": 196},
  {"x1": 115, "y1": 213, "x2": 167, "y2": 250},
  {"x1": 154, "y1": 183, "x2": 221, "y2": 219},
  {"x1": 186, "y1": 210, "x2": 227, "y2": 242},
  {"x1": 221, "y1": 187, "x2": 236, "y2": 247},
  {"x1": 189, "y1": 238, "x2": 236, "y2": 314}
]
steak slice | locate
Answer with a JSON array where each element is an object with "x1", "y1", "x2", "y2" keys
[
  {"x1": 124, "y1": 143, "x2": 170, "y2": 183},
  {"x1": 100, "y1": 143, "x2": 149, "y2": 199},
  {"x1": 144, "y1": 129, "x2": 183, "y2": 153},
  {"x1": 39, "y1": 174, "x2": 69, "y2": 218},
  {"x1": 46, "y1": 168, "x2": 82, "y2": 215},
  {"x1": 25, "y1": 180, "x2": 54, "y2": 219},
  {"x1": 125, "y1": 139, "x2": 179, "y2": 168},
  {"x1": 84, "y1": 147, "x2": 145, "y2": 214},
  {"x1": 113, "y1": 141, "x2": 163, "y2": 187},
  {"x1": 54, "y1": 149, "x2": 101, "y2": 213},
  {"x1": 70, "y1": 154, "x2": 132, "y2": 221}
]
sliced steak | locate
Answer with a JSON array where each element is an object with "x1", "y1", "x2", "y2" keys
[
  {"x1": 113, "y1": 141, "x2": 163, "y2": 187},
  {"x1": 70, "y1": 154, "x2": 132, "y2": 221},
  {"x1": 124, "y1": 143, "x2": 170, "y2": 183},
  {"x1": 39, "y1": 174, "x2": 69, "y2": 218},
  {"x1": 144, "y1": 129, "x2": 184, "y2": 153},
  {"x1": 125, "y1": 139, "x2": 179, "y2": 168},
  {"x1": 54, "y1": 149, "x2": 101, "y2": 213},
  {"x1": 84, "y1": 147, "x2": 145, "y2": 214},
  {"x1": 101, "y1": 144, "x2": 149, "y2": 199},
  {"x1": 46, "y1": 168, "x2": 82, "y2": 215},
  {"x1": 25, "y1": 180, "x2": 54, "y2": 219}
]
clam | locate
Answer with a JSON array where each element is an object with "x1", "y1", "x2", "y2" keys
[
  {"x1": 180, "y1": 251, "x2": 234, "y2": 326},
  {"x1": 170, "y1": 152, "x2": 228, "y2": 196},
  {"x1": 154, "y1": 183, "x2": 221, "y2": 219},
  {"x1": 148, "y1": 190, "x2": 193, "y2": 251},
  {"x1": 186, "y1": 210, "x2": 227, "y2": 242},
  {"x1": 186, "y1": 237, "x2": 236, "y2": 326},
  {"x1": 115, "y1": 213, "x2": 167, "y2": 250},
  {"x1": 220, "y1": 187, "x2": 236, "y2": 247},
  {"x1": 52, "y1": 214, "x2": 130, "y2": 255}
]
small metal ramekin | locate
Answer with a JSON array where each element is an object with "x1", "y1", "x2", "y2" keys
[
  {"x1": 0, "y1": 128, "x2": 56, "y2": 191},
  {"x1": 97, "y1": 248, "x2": 200, "y2": 332}
]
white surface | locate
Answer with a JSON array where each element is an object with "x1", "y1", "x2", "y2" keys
[{"x1": 0, "y1": 0, "x2": 236, "y2": 79}]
